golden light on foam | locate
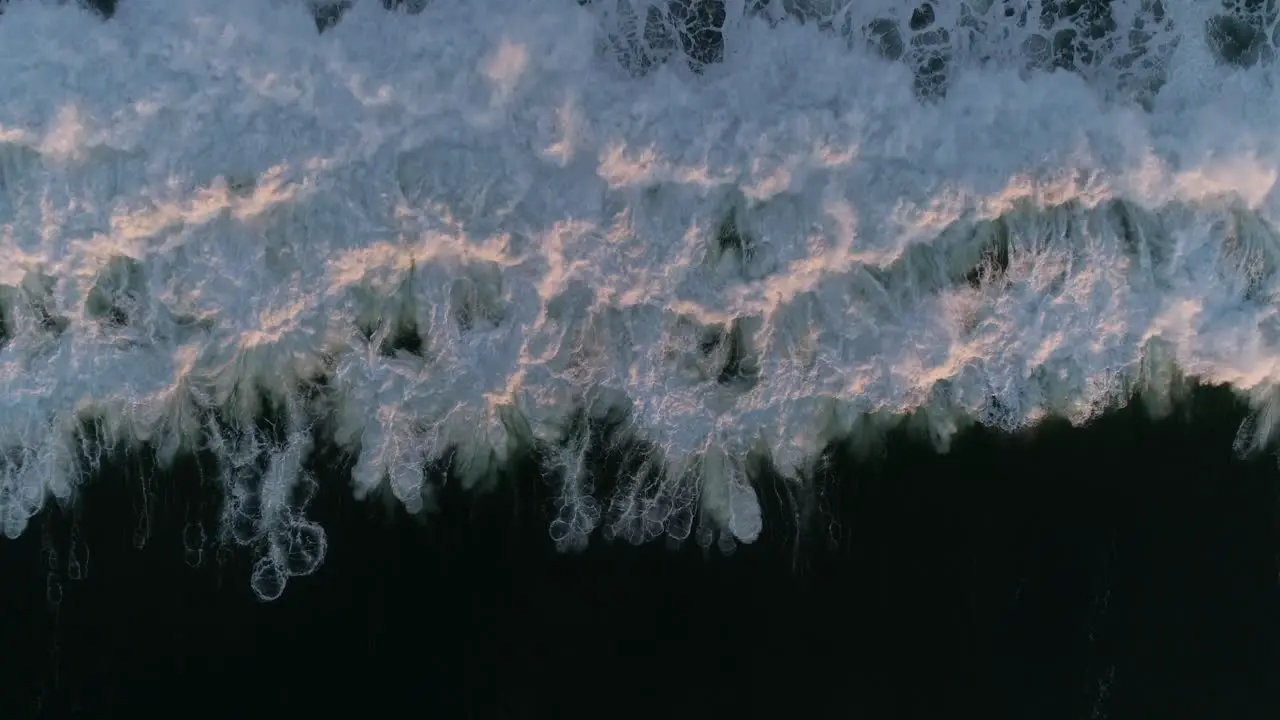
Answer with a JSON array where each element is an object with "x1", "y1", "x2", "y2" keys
[
  {"x1": 230, "y1": 165, "x2": 305, "y2": 221},
  {"x1": 742, "y1": 156, "x2": 796, "y2": 201},
  {"x1": 325, "y1": 240, "x2": 414, "y2": 292},
  {"x1": 0, "y1": 126, "x2": 33, "y2": 144},
  {"x1": 1175, "y1": 159, "x2": 1278, "y2": 209},
  {"x1": 482, "y1": 39, "x2": 529, "y2": 103},
  {"x1": 110, "y1": 164, "x2": 302, "y2": 243},
  {"x1": 38, "y1": 105, "x2": 89, "y2": 162},
  {"x1": 889, "y1": 187, "x2": 970, "y2": 245},
  {"x1": 541, "y1": 92, "x2": 581, "y2": 167},
  {"x1": 673, "y1": 164, "x2": 735, "y2": 190},
  {"x1": 242, "y1": 297, "x2": 313, "y2": 348},
  {"x1": 812, "y1": 139, "x2": 857, "y2": 169},
  {"x1": 598, "y1": 143, "x2": 662, "y2": 189}
]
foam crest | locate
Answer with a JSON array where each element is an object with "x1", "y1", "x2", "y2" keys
[{"x1": 1, "y1": 0, "x2": 1279, "y2": 596}]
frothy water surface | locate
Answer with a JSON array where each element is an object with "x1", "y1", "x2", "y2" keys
[{"x1": 1, "y1": 0, "x2": 1280, "y2": 598}]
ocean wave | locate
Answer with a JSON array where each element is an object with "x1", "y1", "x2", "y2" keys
[{"x1": 0, "y1": 0, "x2": 1278, "y2": 598}]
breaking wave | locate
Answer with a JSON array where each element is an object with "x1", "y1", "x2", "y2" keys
[{"x1": 2, "y1": 0, "x2": 1280, "y2": 599}]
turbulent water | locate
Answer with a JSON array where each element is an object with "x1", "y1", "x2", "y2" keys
[{"x1": 2, "y1": 0, "x2": 1280, "y2": 599}]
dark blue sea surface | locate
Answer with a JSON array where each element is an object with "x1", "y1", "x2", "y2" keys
[{"x1": 2, "y1": 384, "x2": 1279, "y2": 719}]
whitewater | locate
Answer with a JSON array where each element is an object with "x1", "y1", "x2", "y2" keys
[{"x1": 2, "y1": 0, "x2": 1280, "y2": 599}]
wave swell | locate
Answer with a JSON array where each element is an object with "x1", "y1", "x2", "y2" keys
[{"x1": 1, "y1": 0, "x2": 1279, "y2": 598}]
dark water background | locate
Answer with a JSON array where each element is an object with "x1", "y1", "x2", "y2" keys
[{"x1": 2, "y1": 383, "x2": 1279, "y2": 719}]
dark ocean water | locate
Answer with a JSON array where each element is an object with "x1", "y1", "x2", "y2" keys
[{"x1": 2, "y1": 383, "x2": 1279, "y2": 719}]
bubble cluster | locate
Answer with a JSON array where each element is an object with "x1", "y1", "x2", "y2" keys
[{"x1": 211, "y1": 416, "x2": 327, "y2": 601}]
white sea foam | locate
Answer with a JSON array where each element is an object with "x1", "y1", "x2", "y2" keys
[{"x1": 1, "y1": 0, "x2": 1279, "y2": 597}]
